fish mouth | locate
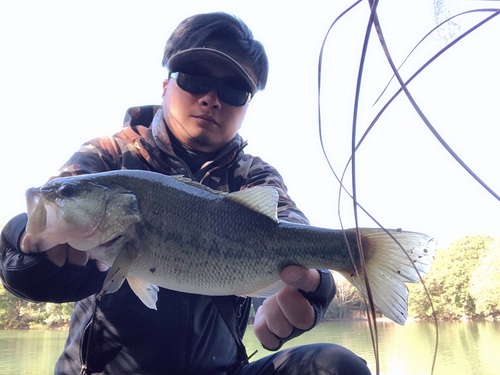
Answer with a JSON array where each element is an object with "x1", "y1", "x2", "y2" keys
[
  {"x1": 100, "y1": 235, "x2": 123, "y2": 248},
  {"x1": 25, "y1": 187, "x2": 105, "y2": 252},
  {"x1": 26, "y1": 188, "x2": 60, "y2": 231},
  {"x1": 26, "y1": 187, "x2": 42, "y2": 219}
]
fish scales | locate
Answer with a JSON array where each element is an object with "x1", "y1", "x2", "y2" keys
[
  {"x1": 93, "y1": 171, "x2": 362, "y2": 296},
  {"x1": 25, "y1": 169, "x2": 436, "y2": 324}
]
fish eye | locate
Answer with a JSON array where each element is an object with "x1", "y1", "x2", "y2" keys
[{"x1": 57, "y1": 184, "x2": 76, "y2": 198}]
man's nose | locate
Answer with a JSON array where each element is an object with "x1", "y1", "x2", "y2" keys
[{"x1": 199, "y1": 88, "x2": 221, "y2": 109}]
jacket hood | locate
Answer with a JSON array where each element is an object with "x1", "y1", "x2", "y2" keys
[{"x1": 121, "y1": 105, "x2": 247, "y2": 183}]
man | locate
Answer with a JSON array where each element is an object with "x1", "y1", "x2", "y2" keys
[{"x1": 1, "y1": 12, "x2": 371, "y2": 375}]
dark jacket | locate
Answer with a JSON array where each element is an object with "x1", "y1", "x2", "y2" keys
[{"x1": 0, "y1": 106, "x2": 327, "y2": 374}]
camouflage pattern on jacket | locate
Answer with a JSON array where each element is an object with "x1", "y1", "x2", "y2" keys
[
  {"x1": 55, "y1": 105, "x2": 309, "y2": 225},
  {"x1": 1, "y1": 105, "x2": 314, "y2": 373}
]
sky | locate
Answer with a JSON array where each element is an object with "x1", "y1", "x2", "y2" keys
[{"x1": 0, "y1": 0, "x2": 499, "y2": 248}]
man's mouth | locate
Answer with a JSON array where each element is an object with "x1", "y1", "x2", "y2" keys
[{"x1": 193, "y1": 115, "x2": 219, "y2": 125}]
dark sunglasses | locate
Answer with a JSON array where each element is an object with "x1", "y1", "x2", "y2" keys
[{"x1": 169, "y1": 71, "x2": 252, "y2": 107}]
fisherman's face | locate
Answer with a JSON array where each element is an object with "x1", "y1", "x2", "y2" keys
[{"x1": 161, "y1": 60, "x2": 250, "y2": 153}]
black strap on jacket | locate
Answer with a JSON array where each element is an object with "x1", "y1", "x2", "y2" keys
[
  {"x1": 78, "y1": 295, "x2": 251, "y2": 374},
  {"x1": 79, "y1": 295, "x2": 122, "y2": 375},
  {"x1": 212, "y1": 296, "x2": 250, "y2": 374}
]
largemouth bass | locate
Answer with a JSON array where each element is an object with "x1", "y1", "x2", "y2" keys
[{"x1": 25, "y1": 170, "x2": 436, "y2": 325}]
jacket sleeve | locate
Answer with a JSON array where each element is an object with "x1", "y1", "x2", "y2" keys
[{"x1": 0, "y1": 214, "x2": 106, "y2": 303}]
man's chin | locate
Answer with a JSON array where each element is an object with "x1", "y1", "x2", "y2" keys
[{"x1": 188, "y1": 134, "x2": 217, "y2": 153}]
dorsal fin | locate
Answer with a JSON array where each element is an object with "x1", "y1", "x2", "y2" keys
[
  {"x1": 227, "y1": 186, "x2": 279, "y2": 223},
  {"x1": 170, "y1": 175, "x2": 279, "y2": 223}
]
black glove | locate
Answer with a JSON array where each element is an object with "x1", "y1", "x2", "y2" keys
[{"x1": 263, "y1": 269, "x2": 336, "y2": 351}]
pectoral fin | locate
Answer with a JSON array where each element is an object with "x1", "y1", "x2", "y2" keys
[
  {"x1": 240, "y1": 279, "x2": 286, "y2": 298},
  {"x1": 127, "y1": 277, "x2": 159, "y2": 310},
  {"x1": 99, "y1": 242, "x2": 137, "y2": 298}
]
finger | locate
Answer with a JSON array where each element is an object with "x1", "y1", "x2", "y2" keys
[
  {"x1": 20, "y1": 232, "x2": 31, "y2": 254},
  {"x1": 253, "y1": 305, "x2": 282, "y2": 350},
  {"x1": 45, "y1": 244, "x2": 69, "y2": 267},
  {"x1": 94, "y1": 260, "x2": 110, "y2": 272},
  {"x1": 277, "y1": 285, "x2": 315, "y2": 330},
  {"x1": 280, "y1": 266, "x2": 320, "y2": 293},
  {"x1": 261, "y1": 296, "x2": 294, "y2": 339},
  {"x1": 67, "y1": 247, "x2": 89, "y2": 266}
]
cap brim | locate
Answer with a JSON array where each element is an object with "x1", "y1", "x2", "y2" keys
[{"x1": 167, "y1": 48, "x2": 257, "y2": 95}]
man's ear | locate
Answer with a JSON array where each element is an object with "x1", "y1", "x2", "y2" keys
[{"x1": 162, "y1": 79, "x2": 169, "y2": 98}]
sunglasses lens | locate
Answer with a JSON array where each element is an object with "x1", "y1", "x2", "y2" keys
[
  {"x1": 176, "y1": 73, "x2": 212, "y2": 95},
  {"x1": 173, "y1": 72, "x2": 251, "y2": 107},
  {"x1": 217, "y1": 83, "x2": 250, "y2": 107}
]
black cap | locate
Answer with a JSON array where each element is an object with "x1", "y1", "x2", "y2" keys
[{"x1": 166, "y1": 47, "x2": 258, "y2": 95}]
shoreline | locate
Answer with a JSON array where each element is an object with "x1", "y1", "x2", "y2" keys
[{"x1": 4, "y1": 315, "x2": 499, "y2": 331}]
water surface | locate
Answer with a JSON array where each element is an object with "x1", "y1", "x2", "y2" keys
[
  {"x1": 0, "y1": 330, "x2": 67, "y2": 375},
  {"x1": 242, "y1": 320, "x2": 499, "y2": 375},
  {"x1": 1, "y1": 321, "x2": 498, "y2": 374}
]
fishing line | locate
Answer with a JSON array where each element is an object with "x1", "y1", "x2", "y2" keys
[
  {"x1": 350, "y1": 2, "x2": 382, "y2": 372},
  {"x1": 317, "y1": 1, "x2": 500, "y2": 374},
  {"x1": 358, "y1": 9, "x2": 500, "y2": 155},
  {"x1": 318, "y1": 0, "x2": 382, "y2": 372},
  {"x1": 373, "y1": 9, "x2": 500, "y2": 107},
  {"x1": 319, "y1": 2, "x2": 499, "y2": 374},
  {"x1": 368, "y1": 9, "x2": 500, "y2": 373}
]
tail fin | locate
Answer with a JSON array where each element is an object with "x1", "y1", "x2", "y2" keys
[{"x1": 339, "y1": 228, "x2": 437, "y2": 325}]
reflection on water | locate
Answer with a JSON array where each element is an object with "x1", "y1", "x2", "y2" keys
[
  {"x1": 242, "y1": 320, "x2": 500, "y2": 375},
  {"x1": 0, "y1": 330, "x2": 67, "y2": 375},
  {"x1": 0, "y1": 321, "x2": 498, "y2": 374}
]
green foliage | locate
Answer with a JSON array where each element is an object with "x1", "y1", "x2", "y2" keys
[
  {"x1": 469, "y1": 239, "x2": 500, "y2": 317},
  {"x1": 408, "y1": 234, "x2": 499, "y2": 320},
  {"x1": 0, "y1": 216, "x2": 74, "y2": 329},
  {"x1": 0, "y1": 284, "x2": 73, "y2": 330},
  {"x1": 0, "y1": 284, "x2": 26, "y2": 328},
  {"x1": 325, "y1": 272, "x2": 364, "y2": 320}
]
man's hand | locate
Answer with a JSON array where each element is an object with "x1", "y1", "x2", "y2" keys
[
  {"x1": 20, "y1": 232, "x2": 109, "y2": 271},
  {"x1": 253, "y1": 265, "x2": 320, "y2": 350}
]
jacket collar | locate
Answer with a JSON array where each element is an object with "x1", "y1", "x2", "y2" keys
[
  {"x1": 151, "y1": 107, "x2": 176, "y2": 155},
  {"x1": 151, "y1": 106, "x2": 245, "y2": 158},
  {"x1": 121, "y1": 106, "x2": 248, "y2": 181}
]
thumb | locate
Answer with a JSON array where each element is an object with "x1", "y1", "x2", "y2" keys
[
  {"x1": 280, "y1": 266, "x2": 320, "y2": 293},
  {"x1": 20, "y1": 232, "x2": 32, "y2": 254}
]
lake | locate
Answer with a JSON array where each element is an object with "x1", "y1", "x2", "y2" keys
[{"x1": 0, "y1": 320, "x2": 498, "y2": 374}]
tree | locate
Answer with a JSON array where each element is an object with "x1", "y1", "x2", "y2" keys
[
  {"x1": 0, "y1": 283, "x2": 74, "y2": 329},
  {"x1": 408, "y1": 234, "x2": 496, "y2": 320},
  {"x1": 441, "y1": 235, "x2": 493, "y2": 318},
  {"x1": 324, "y1": 272, "x2": 364, "y2": 320},
  {"x1": 0, "y1": 284, "x2": 27, "y2": 328},
  {"x1": 469, "y1": 238, "x2": 500, "y2": 317},
  {"x1": 0, "y1": 217, "x2": 74, "y2": 329}
]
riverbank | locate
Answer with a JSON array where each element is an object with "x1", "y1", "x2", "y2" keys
[{"x1": 3, "y1": 314, "x2": 499, "y2": 331}]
